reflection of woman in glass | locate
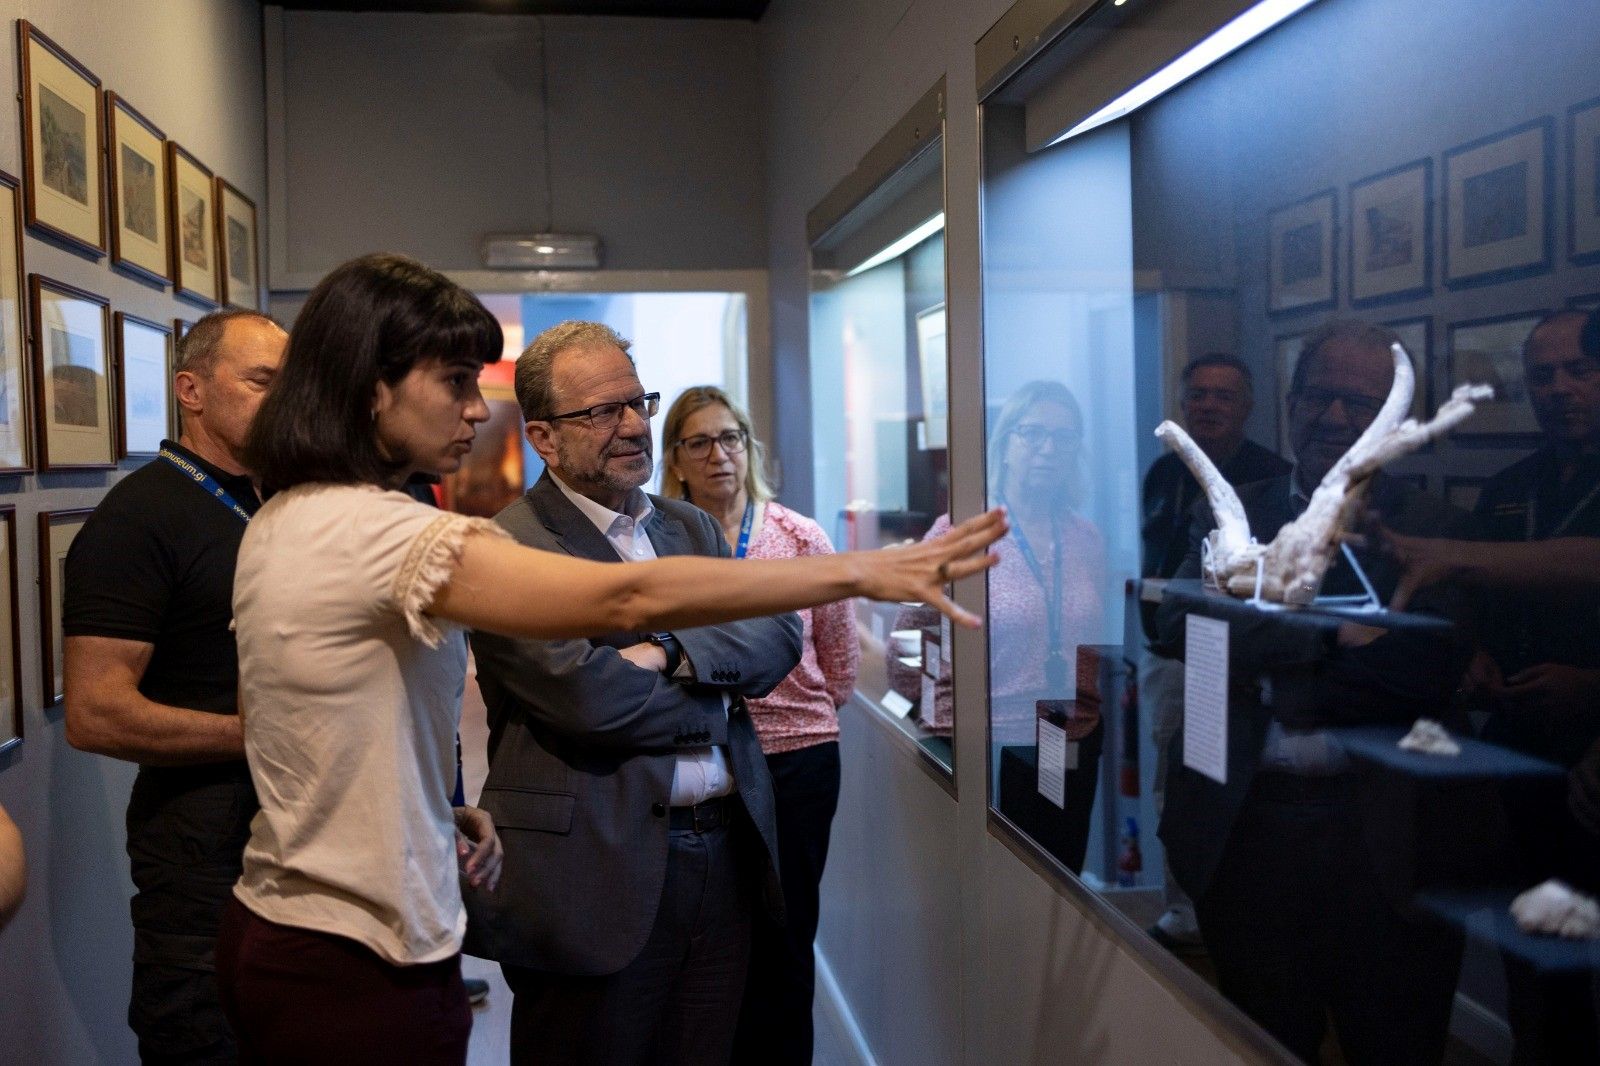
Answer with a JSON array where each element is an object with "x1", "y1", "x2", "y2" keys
[{"x1": 661, "y1": 386, "x2": 859, "y2": 1065}]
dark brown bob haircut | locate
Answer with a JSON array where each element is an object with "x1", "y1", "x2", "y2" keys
[{"x1": 246, "y1": 252, "x2": 502, "y2": 493}]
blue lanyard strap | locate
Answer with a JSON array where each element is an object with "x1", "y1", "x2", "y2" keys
[
  {"x1": 733, "y1": 500, "x2": 755, "y2": 559},
  {"x1": 159, "y1": 448, "x2": 253, "y2": 524}
]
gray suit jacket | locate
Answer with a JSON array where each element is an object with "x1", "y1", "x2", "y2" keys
[{"x1": 462, "y1": 472, "x2": 803, "y2": 974}]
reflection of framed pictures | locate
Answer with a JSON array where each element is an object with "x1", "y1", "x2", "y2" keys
[
  {"x1": 167, "y1": 144, "x2": 218, "y2": 307},
  {"x1": 1447, "y1": 312, "x2": 1546, "y2": 443},
  {"x1": 1572, "y1": 97, "x2": 1600, "y2": 265},
  {"x1": 1382, "y1": 316, "x2": 1432, "y2": 424},
  {"x1": 0, "y1": 508, "x2": 20, "y2": 757},
  {"x1": 29, "y1": 275, "x2": 113, "y2": 470},
  {"x1": 1445, "y1": 476, "x2": 1486, "y2": 514},
  {"x1": 38, "y1": 508, "x2": 91, "y2": 706},
  {"x1": 0, "y1": 173, "x2": 33, "y2": 474},
  {"x1": 17, "y1": 22, "x2": 104, "y2": 258},
  {"x1": 215, "y1": 179, "x2": 261, "y2": 311},
  {"x1": 1274, "y1": 332, "x2": 1307, "y2": 453},
  {"x1": 1350, "y1": 159, "x2": 1431, "y2": 305},
  {"x1": 1569, "y1": 294, "x2": 1600, "y2": 312},
  {"x1": 915, "y1": 303, "x2": 947, "y2": 450},
  {"x1": 106, "y1": 93, "x2": 169, "y2": 286},
  {"x1": 1445, "y1": 118, "x2": 1552, "y2": 287},
  {"x1": 1269, "y1": 189, "x2": 1336, "y2": 314},
  {"x1": 114, "y1": 313, "x2": 172, "y2": 457},
  {"x1": 1391, "y1": 473, "x2": 1428, "y2": 493}
]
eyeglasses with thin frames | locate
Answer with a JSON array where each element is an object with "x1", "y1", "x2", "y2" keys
[
  {"x1": 544, "y1": 392, "x2": 661, "y2": 430},
  {"x1": 674, "y1": 429, "x2": 748, "y2": 460}
]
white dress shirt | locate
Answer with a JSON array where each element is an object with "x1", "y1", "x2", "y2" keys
[{"x1": 550, "y1": 474, "x2": 735, "y2": 805}]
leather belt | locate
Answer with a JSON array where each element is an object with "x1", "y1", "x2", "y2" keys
[{"x1": 669, "y1": 795, "x2": 733, "y2": 832}]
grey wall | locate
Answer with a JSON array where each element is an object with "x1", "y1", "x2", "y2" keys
[
  {"x1": 0, "y1": 2, "x2": 266, "y2": 1062},
  {"x1": 759, "y1": 0, "x2": 1268, "y2": 1062},
  {"x1": 269, "y1": 8, "x2": 767, "y2": 280}
]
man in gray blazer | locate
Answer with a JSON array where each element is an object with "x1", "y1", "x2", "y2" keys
[{"x1": 464, "y1": 320, "x2": 802, "y2": 1066}]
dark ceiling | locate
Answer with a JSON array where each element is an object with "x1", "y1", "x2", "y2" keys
[{"x1": 273, "y1": 0, "x2": 769, "y2": 18}]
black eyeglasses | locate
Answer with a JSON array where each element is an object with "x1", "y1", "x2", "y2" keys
[
  {"x1": 675, "y1": 429, "x2": 748, "y2": 460},
  {"x1": 545, "y1": 392, "x2": 661, "y2": 430},
  {"x1": 1289, "y1": 387, "x2": 1384, "y2": 421}
]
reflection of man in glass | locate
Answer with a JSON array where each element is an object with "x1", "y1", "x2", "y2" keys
[{"x1": 1158, "y1": 320, "x2": 1469, "y2": 1065}]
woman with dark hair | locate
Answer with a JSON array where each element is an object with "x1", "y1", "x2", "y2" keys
[
  {"x1": 214, "y1": 253, "x2": 1005, "y2": 1063},
  {"x1": 661, "y1": 386, "x2": 859, "y2": 1065}
]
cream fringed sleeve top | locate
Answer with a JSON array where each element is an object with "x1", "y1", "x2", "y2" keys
[{"x1": 231, "y1": 484, "x2": 509, "y2": 966}]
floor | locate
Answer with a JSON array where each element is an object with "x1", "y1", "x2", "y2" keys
[{"x1": 458, "y1": 662, "x2": 857, "y2": 1066}]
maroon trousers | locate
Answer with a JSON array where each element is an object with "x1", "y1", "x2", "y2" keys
[{"x1": 216, "y1": 896, "x2": 471, "y2": 1065}]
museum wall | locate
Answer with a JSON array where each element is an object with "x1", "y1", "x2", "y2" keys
[
  {"x1": 758, "y1": 0, "x2": 1266, "y2": 1062},
  {"x1": 266, "y1": 7, "x2": 767, "y2": 284},
  {"x1": 0, "y1": 2, "x2": 266, "y2": 1062}
]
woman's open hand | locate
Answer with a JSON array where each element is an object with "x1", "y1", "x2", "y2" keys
[{"x1": 860, "y1": 508, "x2": 1008, "y2": 627}]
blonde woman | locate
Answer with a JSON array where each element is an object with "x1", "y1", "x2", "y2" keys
[{"x1": 662, "y1": 386, "x2": 859, "y2": 1066}]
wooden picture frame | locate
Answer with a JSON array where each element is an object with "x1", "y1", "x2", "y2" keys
[
  {"x1": 1268, "y1": 189, "x2": 1336, "y2": 315},
  {"x1": 106, "y1": 92, "x2": 170, "y2": 286},
  {"x1": 1571, "y1": 96, "x2": 1600, "y2": 265},
  {"x1": 1381, "y1": 315, "x2": 1432, "y2": 425},
  {"x1": 114, "y1": 312, "x2": 172, "y2": 457},
  {"x1": 38, "y1": 507, "x2": 92, "y2": 707},
  {"x1": 0, "y1": 507, "x2": 21, "y2": 757},
  {"x1": 0, "y1": 172, "x2": 33, "y2": 474},
  {"x1": 1274, "y1": 331, "x2": 1308, "y2": 454},
  {"x1": 1444, "y1": 118, "x2": 1553, "y2": 288},
  {"x1": 167, "y1": 143, "x2": 218, "y2": 307},
  {"x1": 215, "y1": 179, "x2": 261, "y2": 311},
  {"x1": 1447, "y1": 311, "x2": 1547, "y2": 444},
  {"x1": 1349, "y1": 158, "x2": 1431, "y2": 306},
  {"x1": 1568, "y1": 293, "x2": 1600, "y2": 313},
  {"x1": 17, "y1": 21, "x2": 105, "y2": 258},
  {"x1": 30, "y1": 275, "x2": 114, "y2": 470}
]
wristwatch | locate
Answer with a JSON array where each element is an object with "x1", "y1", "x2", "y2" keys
[{"x1": 646, "y1": 632, "x2": 683, "y2": 676}]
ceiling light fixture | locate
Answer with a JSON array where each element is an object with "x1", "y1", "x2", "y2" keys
[{"x1": 845, "y1": 213, "x2": 946, "y2": 278}]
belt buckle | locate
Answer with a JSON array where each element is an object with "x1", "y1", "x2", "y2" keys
[{"x1": 694, "y1": 798, "x2": 719, "y2": 833}]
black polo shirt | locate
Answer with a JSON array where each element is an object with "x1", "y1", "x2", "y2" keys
[{"x1": 63, "y1": 439, "x2": 260, "y2": 721}]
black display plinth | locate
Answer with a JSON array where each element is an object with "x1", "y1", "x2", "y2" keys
[
  {"x1": 1418, "y1": 888, "x2": 1600, "y2": 976},
  {"x1": 998, "y1": 744, "x2": 1100, "y2": 877},
  {"x1": 1152, "y1": 577, "x2": 1454, "y2": 635},
  {"x1": 1333, "y1": 725, "x2": 1565, "y2": 782}
]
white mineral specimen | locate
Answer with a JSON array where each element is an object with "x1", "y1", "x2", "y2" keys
[
  {"x1": 1155, "y1": 342, "x2": 1492, "y2": 604},
  {"x1": 1510, "y1": 880, "x2": 1600, "y2": 939},
  {"x1": 1397, "y1": 719, "x2": 1461, "y2": 757}
]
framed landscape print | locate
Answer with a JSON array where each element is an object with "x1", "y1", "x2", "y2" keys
[
  {"x1": 1274, "y1": 331, "x2": 1307, "y2": 453},
  {"x1": 1269, "y1": 189, "x2": 1336, "y2": 315},
  {"x1": 1445, "y1": 118, "x2": 1553, "y2": 287},
  {"x1": 1350, "y1": 159, "x2": 1431, "y2": 305},
  {"x1": 167, "y1": 144, "x2": 218, "y2": 307},
  {"x1": 106, "y1": 92, "x2": 169, "y2": 286},
  {"x1": 38, "y1": 508, "x2": 92, "y2": 706},
  {"x1": 1382, "y1": 316, "x2": 1432, "y2": 425},
  {"x1": 0, "y1": 174, "x2": 32, "y2": 474},
  {"x1": 1447, "y1": 311, "x2": 1546, "y2": 443},
  {"x1": 215, "y1": 179, "x2": 260, "y2": 311},
  {"x1": 17, "y1": 22, "x2": 104, "y2": 257},
  {"x1": 114, "y1": 313, "x2": 172, "y2": 457},
  {"x1": 0, "y1": 507, "x2": 20, "y2": 757},
  {"x1": 30, "y1": 275, "x2": 114, "y2": 470},
  {"x1": 1571, "y1": 97, "x2": 1600, "y2": 264},
  {"x1": 1570, "y1": 294, "x2": 1600, "y2": 312}
]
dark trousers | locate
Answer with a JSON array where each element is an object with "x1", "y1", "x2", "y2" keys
[
  {"x1": 732, "y1": 741, "x2": 841, "y2": 1066},
  {"x1": 503, "y1": 813, "x2": 755, "y2": 1066},
  {"x1": 1194, "y1": 775, "x2": 1463, "y2": 1066},
  {"x1": 215, "y1": 897, "x2": 470, "y2": 1066}
]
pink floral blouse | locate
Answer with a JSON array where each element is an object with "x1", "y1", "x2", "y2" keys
[{"x1": 744, "y1": 502, "x2": 861, "y2": 755}]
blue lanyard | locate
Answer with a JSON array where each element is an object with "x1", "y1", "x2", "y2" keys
[
  {"x1": 159, "y1": 448, "x2": 253, "y2": 524},
  {"x1": 733, "y1": 500, "x2": 755, "y2": 559},
  {"x1": 1001, "y1": 496, "x2": 1067, "y2": 689}
]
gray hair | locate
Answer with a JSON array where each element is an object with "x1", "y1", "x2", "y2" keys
[{"x1": 515, "y1": 320, "x2": 633, "y2": 422}]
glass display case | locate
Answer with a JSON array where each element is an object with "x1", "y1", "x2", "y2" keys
[
  {"x1": 978, "y1": 0, "x2": 1600, "y2": 1060},
  {"x1": 809, "y1": 82, "x2": 955, "y2": 775}
]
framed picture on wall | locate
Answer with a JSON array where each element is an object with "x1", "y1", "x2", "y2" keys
[
  {"x1": 1447, "y1": 311, "x2": 1546, "y2": 443},
  {"x1": 915, "y1": 303, "x2": 947, "y2": 450},
  {"x1": 0, "y1": 507, "x2": 21, "y2": 757},
  {"x1": 1274, "y1": 331, "x2": 1307, "y2": 453},
  {"x1": 1444, "y1": 118, "x2": 1553, "y2": 287},
  {"x1": 106, "y1": 92, "x2": 170, "y2": 286},
  {"x1": 30, "y1": 275, "x2": 114, "y2": 470},
  {"x1": 167, "y1": 144, "x2": 219, "y2": 307},
  {"x1": 17, "y1": 22, "x2": 105, "y2": 258},
  {"x1": 1268, "y1": 189, "x2": 1336, "y2": 314},
  {"x1": 1444, "y1": 476, "x2": 1486, "y2": 513},
  {"x1": 1381, "y1": 316, "x2": 1432, "y2": 425},
  {"x1": 0, "y1": 173, "x2": 34, "y2": 474},
  {"x1": 1349, "y1": 159, "x2": 1431, "y2": 305},
  {"x1": 1572, "y1": 97, "x2": 1600, "y2": 265},
  {"x1": 215, "y1": 179, "x2": 261, "y2": 311},
  {"x1": 37, "y1": 508, "x2": 92, "y2": 706},
  {"x1": 1569, "y1": 294, "x2": 1600, "y2": 312},
  {"x1": 114, "y1": 312, "x2": 172, "y2": 457}
]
